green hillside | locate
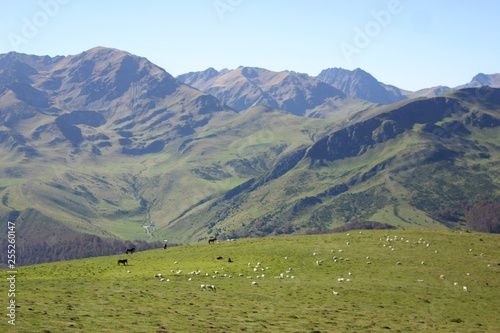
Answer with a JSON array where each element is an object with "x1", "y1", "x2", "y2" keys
[
  {"x1": 3, "y1": 229, "x2": 499, "y2": 332},
  {"x1": 166, "y1": 89, "x2": 500, "y2": 242}
]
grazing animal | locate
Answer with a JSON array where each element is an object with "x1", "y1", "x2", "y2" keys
[
  {"x1": 216, "y1": 256, "x2": 223, "y2": 260},
  {"x1": 208, "y1": 237, "x2": 217, "y2": 244},
  {"x1": 117, "y1": 259, "x2": 128, "y2": 266},
  {"x1": 126, "y1": 248, "x2": 135, "y2": 254},
  {"x1": 228, "y1": 258, "x2": 233, "y2": 263}
]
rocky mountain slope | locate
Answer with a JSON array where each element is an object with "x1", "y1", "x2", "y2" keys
[{"x1": 177, "y1": 66, "x2": 372, "y2": 117}]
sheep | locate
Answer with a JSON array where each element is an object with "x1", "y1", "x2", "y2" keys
[
  {"x1": 463, "y1": 286, "x2": 468, "y2": 292},
  {"x1": 200, "y1": 284, "x2": 206, "y2": 290},
  {"x1": 338, "y1": 278, "x2": 344, "y2": 283},
  {"x1": 252, "y1": 281, "x2": 258, "y2": 286},
  {"x1": 207, "y1": 285, "x2": 216, "y2": 291},
  {"x1": 333, "y1": 291, "x2": 339, "y2": 295},
  {"x1": 316, "y1": 260, "x2": 323, "y2": 265},
  {"x1": 439, "y1": 275, "x2": 445, "y2": 279}
]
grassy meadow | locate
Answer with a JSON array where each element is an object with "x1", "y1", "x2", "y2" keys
[{"x1": 2, "y1": 229, "x2": 499, "y2": 332}]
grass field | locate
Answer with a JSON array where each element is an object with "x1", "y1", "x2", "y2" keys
[{"x1": 2, "y1": 229, "x2": 499, "y2": 332}]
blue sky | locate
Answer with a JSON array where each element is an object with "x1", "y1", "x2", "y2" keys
[{"x1": 1, "y1": 0, "x2": 499, "y2": 91}]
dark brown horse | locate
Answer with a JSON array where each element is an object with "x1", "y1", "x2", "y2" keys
[
  {"x1": 208, "y1": 237, "x2": 217, "y2": 244},
  {"x1": 126, "y1": 247, "x2": 135, "y2": 254}
]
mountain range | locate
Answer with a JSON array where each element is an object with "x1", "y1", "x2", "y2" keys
[{"x1": 0, "y1": 46, "x2": 498, "y2": 265}]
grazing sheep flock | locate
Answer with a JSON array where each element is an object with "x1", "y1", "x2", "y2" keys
[{"x1": 117, "y1": 231, "x2": 492, "y2": 303}]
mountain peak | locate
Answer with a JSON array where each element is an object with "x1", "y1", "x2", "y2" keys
[
  {"x1": 317, "y1": 67, "x2": 405, "y2": 105},
  {"x1": 455, "y1": 73, "x2": 500, "y2": 89}
]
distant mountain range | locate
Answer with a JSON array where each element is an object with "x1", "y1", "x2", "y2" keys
[
  {"x1": 0, "y1": 46, "x2": 498, "y2": 265},
  {"x1": 178, "y1": 66, "x2": 500, "y2": 106}
]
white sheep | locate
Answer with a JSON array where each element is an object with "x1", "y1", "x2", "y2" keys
[
  {"x1": 252, "y1": 281, "x2": 258, "y2": 286},
  {"x1": 207, "y1": 285, "x2": 216, "y2": 291},
  {"x1": 200, "y1": 284, "x2": 206, "y2": 290},
  {"x1": 333, "y1": 291, "x2": 339, "y2": 295},
  {"x1": 463, "y1": 286, "x2": 468, "y2": 292}
]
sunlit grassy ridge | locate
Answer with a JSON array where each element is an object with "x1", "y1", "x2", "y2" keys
[{"x1": 4, "y1": 229, "x2": 499, "y2": 332}]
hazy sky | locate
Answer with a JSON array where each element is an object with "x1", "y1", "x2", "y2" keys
[{"x1": 1, "y1": 0, "x2": 499, "y2": 91}]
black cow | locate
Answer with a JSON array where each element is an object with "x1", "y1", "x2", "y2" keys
[
  {"x1": 117, "y1": 259, "x2": 128, "y2": 265},
  {"x1": 126, "y1": 247, "x2": 135, "y2": 254}
]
